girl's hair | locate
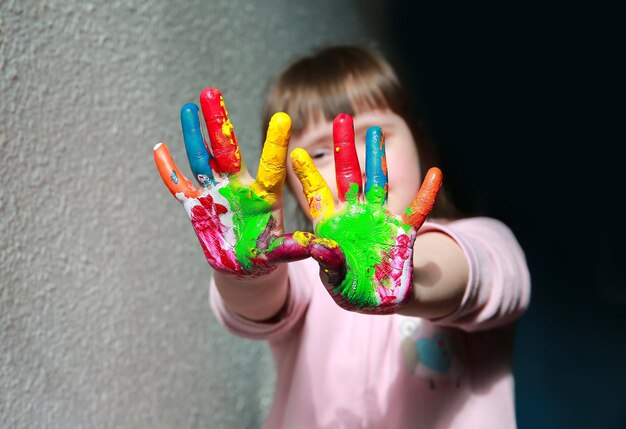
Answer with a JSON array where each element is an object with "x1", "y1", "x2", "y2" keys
[{"x1": 262, "y1": 44, "x2": 462, "y2": 220}]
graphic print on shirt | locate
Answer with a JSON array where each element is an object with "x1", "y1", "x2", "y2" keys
[{"x1": 399, "y1": 318, "x2": 464, "y2": 389}]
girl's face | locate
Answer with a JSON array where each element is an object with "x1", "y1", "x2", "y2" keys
[{"x1": 285, "y1": 109, "x2": 422, "y2": 219}]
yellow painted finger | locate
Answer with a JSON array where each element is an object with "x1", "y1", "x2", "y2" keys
[
  {"x1": 290, "y1": 148, "x2": 334, "y2": 221},
  {"x1": 251, "y1": 112, "x2": 291, "y2": 204},
  {"x1": 153, "y1": 142, "x2": 202, "y2": 198}
]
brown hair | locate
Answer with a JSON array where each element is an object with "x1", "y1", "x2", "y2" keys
[{"x1": 262, "y1": 44, "x2": 462, "y2": 220}]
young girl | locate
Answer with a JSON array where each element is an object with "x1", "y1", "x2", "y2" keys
[{"x1": 153, "y1": 45, "x2": 531, "y2": 428}]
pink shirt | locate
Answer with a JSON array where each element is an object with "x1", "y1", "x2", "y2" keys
[{"x1": 210, "y1": 217, "x2": 531, "y2": 429}]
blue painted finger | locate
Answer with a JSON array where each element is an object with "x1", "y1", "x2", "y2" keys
[
  {"x1": 181, "y1": 103, "x2": 215, "y2": 186},
  {"x1": 364, "y1": 126, "x2": 388, "y2": 205}
]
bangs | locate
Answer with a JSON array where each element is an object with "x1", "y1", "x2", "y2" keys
[
  {"x1": 270, "y1": 76, "x2": 394, "y2": 134},
  {"x1": 262, "y1": 46, "x2": 405, "y2": 134}
]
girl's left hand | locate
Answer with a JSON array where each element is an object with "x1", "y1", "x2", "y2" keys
[{"x1": 290, "y1": 114, "x2": 442, "y2": 314}]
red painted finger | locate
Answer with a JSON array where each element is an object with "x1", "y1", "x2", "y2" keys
[
  {"x1": 199, "y1": 88, "x2": 242, "y2": 175},
  {"x1": 402, "y1": 167, "x2": 443, "y2": 228},
  {"x1": 333, "y1": 113, "x2": 362, "y2": 202},
  {"x1": 153, "y1": 143, "x2": 202, "y2": 198}
]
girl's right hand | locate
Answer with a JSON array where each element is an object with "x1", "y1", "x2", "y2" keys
[
  {"x1": 290, "y1": 114, "x2": 442, "y2": 314},
  {"x1": 153, "y1": 88, "x2": 312, "y2": 277}
]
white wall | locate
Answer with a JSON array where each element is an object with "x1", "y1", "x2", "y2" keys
[{"x1": 0, "y1": 1, "x2": 383, "y2": 427}]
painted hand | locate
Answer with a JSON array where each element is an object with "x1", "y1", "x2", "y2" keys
[
  {"x1": 154, "y1": 88, "x2": 312, "y2": 277},
  {"x1": 290, "y1": 114, "x2": 442, "y2": 314}
]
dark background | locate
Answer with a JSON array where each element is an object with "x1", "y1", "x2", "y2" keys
[{"x1": 370, "y1": 2, "x2": 623, "y2": 428}]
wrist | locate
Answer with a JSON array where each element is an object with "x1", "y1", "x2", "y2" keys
[{"x1": 213, "y1": 263, "x2": 290, "y2": 321}]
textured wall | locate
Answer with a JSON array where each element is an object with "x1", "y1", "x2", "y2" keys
[{"x1": 0, "y1": 1, "x2": 382, "y2": 427}]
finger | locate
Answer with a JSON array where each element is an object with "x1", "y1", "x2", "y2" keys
[
  {"x1": 290, "y1": 148, "x2": 335, "y2": 222},
  {"x1": 402, "y1": 167, "x2": 443, "y2": 228},
  {"x1": 153, "y1": 143, "x2": 202, "y2": 198},
  {"x1": 252, "y1": 112, "x2": 291, "y2": 203},
  {"x1": 364, "y1": 126, "x2": 388, "y2": 205},
  {"x1": 264, "y1": 231, "x2": 313, "y2": 264},
  {"x1": 333, "y1": 113, "x2": 362, "y2": 203},
  {"x1": 181, "y1": 103, "x2": 216, "y2": 187},
  {"x1": 199, "y1": 88, "x2": 242, "y2": 175}
]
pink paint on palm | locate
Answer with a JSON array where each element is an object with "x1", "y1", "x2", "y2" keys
[
  {"x1": 189, "y1": 194, "x2": 243, "y2": 274},
  {"x1": 375, "y1": 231, "x2": 415, "y2": 306}
]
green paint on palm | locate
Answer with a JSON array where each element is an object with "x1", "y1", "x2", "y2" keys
[
  {"x1": 317, "y1": 183, "x2": 402, "y2": 308},
  {"x1": 365, "y1": 184, "x2": 386, "y2": 206},
  {"x1": 219, "y1": 184, "x2": 272, "y2": 271}
]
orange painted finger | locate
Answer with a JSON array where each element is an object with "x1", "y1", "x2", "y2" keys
[
  {"x1": 402, "y1": 167, "x2": 443, "y2": 228},
  {"x1": 153, "y1": 142, "x2": 202, "y2": 198},
  {"x1": 252, "y1": 112, "x2": 291, "y2": 203},
  {"x1": 290, "y1": 148, "x2": 335, "y2": 221},
  {"x1": 199, "y1": 88, "x2": 242, "y2": 175}
]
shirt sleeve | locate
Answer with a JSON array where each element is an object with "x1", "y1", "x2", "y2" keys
[
  {"x1": 209, "y1": 258, "x2": 314, "y2": 341},
  {"x1": 420, "y1": 217, "x2": 531, "y2": 332}
]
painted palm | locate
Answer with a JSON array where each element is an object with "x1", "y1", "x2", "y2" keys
[
  {"x1": 154, "y1": 88, "x2": 311, "y2": 276},
  {"x1": 291, "y1": 114, "x2": 443, "y2": 314}
]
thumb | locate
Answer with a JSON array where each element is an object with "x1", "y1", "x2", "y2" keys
[
  {"x1": 309, "y1": 237, "x2": 346, "y2": 288},
  {"x1": 264, "y1": 231, "x2": 314, "y2": 264}
]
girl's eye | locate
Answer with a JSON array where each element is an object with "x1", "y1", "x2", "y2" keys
[{"x1": 309, "y1": 149, "x2": 331, "y2": 160}]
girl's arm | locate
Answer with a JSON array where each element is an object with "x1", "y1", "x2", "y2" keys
[
  {"x1": 412, "y1": 217, "x2": 531, "y2": 331},
  {"x1": 212, "y1": 265, "x2": 289, "y2": 322},
  {"x1": 397, "y1": 231, "x2": 469, "y2": 319}
]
